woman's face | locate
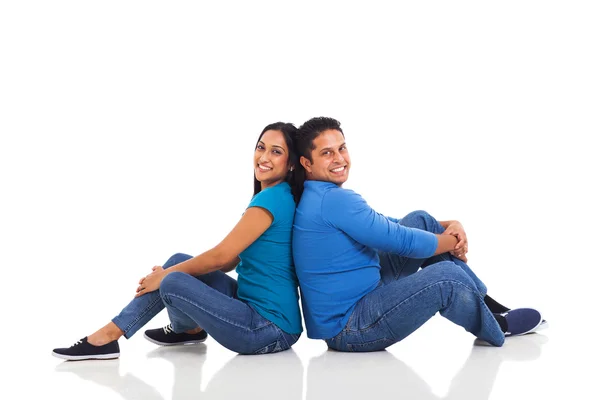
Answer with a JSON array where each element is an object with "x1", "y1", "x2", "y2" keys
[{"x1": 254, "y1": 129, "x2": 291, "y2": 189}]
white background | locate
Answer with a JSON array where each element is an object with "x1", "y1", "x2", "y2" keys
[{"x1": 1, "y1": 1, "x2": 599, "y2": 399}]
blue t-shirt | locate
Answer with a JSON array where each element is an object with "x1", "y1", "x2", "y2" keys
[
  {"x1": 293, "y1": 181, "x2": 438, "y2": 339},
  {"x1": 236, "y1": 182, "x2": 303, "y2": 335}
]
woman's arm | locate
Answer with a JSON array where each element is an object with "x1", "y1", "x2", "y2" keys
[
  {"x1": 167, "y1": 207, "x2": 272, "y2": 276},
  {"x1": 220, "y1": 256, "x2": 241, "y2": 273},
  {"x1": 135, "y1": 207, "x2": 273, "y2": 297}
]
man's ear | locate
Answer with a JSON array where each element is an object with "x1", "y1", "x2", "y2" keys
[{"x1": 300, "y1": 156, "x2": 312, "y2": 173}]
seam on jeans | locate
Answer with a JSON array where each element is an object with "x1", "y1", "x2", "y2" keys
[
  {"x1": 120, "y1": 296, "x2": 163, "y2": 335},
  {"x1": 347, "y1": 279, "x2": 481, "y2": 333},
  {"x1": 163, "y1": 292, "x2": 275, "y2": 333},
  {"x1": 347, "y1": 337, "x2": 395, "y2": 352},
  {"x1": 279, "y1": 331, "x2": 290, "y2": 348},
  {"x1": 279, "y1": 331, "x2": 298, "y2": 349}
]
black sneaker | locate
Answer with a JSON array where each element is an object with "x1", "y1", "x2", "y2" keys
[
  {"x1": 52, "y1": 337, "x2": 120, "y2": 360},
  {"x1": 144, "y1": 324, "x2": 208, "y2": 346}
]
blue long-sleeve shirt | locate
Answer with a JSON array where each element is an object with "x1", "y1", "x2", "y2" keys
[{"x1": 292, "y1": 181, "x2": 438, "y2": 339}]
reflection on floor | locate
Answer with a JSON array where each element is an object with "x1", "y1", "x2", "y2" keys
[{"x1": 49, "y1": 331, "x2": 551, "y2": 400}]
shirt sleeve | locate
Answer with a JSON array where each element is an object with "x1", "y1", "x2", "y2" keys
[
  {"x1": 247, "y1": 187, "x2": 280, "y2": 223},
  {"x1": 385, "y1": 215, "x2": 402, "y2": 224},
  {"x1": 322, "y1": 188, "x2": 438, "y2": 258}
]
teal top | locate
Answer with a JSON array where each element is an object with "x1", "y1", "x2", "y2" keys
[{"x1": 236, "y1": 182, "x2": 303, "y2": 334}]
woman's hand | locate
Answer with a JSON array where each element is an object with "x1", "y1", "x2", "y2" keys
[{"x1": 135, "y1": 266, "x2": 166, "y2": 297}]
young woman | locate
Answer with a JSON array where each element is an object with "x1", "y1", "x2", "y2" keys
[{"x1": 52, "y1": 122, "x2": 304, "y2": 359}]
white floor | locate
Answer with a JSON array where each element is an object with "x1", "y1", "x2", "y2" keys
[{"x1": 11, "y1": 309, "x2": 594, "y2": 400}]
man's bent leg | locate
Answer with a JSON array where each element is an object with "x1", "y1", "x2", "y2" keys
[
  {"x1": 397, "y1": 210, "x2": 488, "y2": 295},
  {"x1": 326, "y1": 261, "x2": 505, "y2": 352}
]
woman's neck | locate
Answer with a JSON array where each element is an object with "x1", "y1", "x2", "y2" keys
[{"x1": 261, "y1": 179, "x2": 284, "y2": 191}]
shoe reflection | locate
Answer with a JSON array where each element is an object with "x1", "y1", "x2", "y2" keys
[
  {"x1": 54, "y1": 358, "x2": 163, "y2": 400},
  {"x1": 53, "y1": 334, "x2": 546, "y2": 400},
  {"x1": 306, "y1": 334, "x2": 548, "y2": 400},
  {"x1": 54, "y1": 344, "x2": 303, "y2": 400}
]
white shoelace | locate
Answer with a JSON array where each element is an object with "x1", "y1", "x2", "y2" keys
[
  {"x1": 162, "y1": 324, "x2": 174, "y2": 335},
  {"x1": 72, "y1": 340, "x2": 83, "y2": 347}
]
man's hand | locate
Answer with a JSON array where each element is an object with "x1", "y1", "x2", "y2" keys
[
  {"x1": 443, "y1": 221, "x2": 468, "y2": 261},
  {"x1": 135, "y1": 266, "x2": 167, "y2": 298}
]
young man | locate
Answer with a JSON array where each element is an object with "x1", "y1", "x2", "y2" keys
[{"x1": 292, "y1": 117, "x2": 545, "y2": 351}]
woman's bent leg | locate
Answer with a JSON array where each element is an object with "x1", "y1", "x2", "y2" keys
[
  {"x1": 112, "y1": 253, "x2": 193, "y2": 338},
  {"x1": 159, "y1": 272, "x2": 299, "y2": 355}
]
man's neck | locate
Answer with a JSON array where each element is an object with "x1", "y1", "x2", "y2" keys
[{"x1": 306, "y1": 178, "x2": 343, "y2": 187}]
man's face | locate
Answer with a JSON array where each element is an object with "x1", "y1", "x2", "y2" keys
[{"x1": 301, "y1": 129, "x2": 351, "y2": 186}]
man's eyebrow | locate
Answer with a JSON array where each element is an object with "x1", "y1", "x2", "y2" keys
[{"x1": 319, "y1": 143, "x2": 346, "y2": 151}]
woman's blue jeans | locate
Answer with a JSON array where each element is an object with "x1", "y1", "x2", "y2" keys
[
  {"x1": 325, "y1": 210, "x2": 505, "y2": 352},
  {"x1": 112, "y1": 253, "x2": 299, "y2": 355}
]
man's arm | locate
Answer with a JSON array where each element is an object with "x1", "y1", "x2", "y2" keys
[
  {"x1": 434, "y1": 234, "x2": 459, "y2": 255},
  {"x1": 323, "y1": 189, "x2": 439, "y2": 258},
  {"x1": 385, "y1": 216, "x2": 402, "y2": 224},
  {"x1": 387, "y1": 214, "x2": 466, "y2": 260}
]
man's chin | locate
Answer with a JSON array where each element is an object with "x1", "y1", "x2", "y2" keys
[{"x1": 329, "y1": 176, "x2": 348, "y2": 185}]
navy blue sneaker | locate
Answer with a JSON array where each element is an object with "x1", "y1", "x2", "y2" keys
[
  {"x1": 52, "y1": 337, "x2": 120, "y2": 360},
  {"x1": 498, "y1": 308, "x2": 543, "y2": 337},
  {"x1": 144, "y1": 324, "x2": 208, "y2": 346}
]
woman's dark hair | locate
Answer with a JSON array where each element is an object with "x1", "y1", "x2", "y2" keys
[{"x1": 253, "y1": 122, "x2": 304, "y2": 204}]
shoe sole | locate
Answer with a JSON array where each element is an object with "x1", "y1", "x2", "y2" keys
[
  {"x1": 51, "y1": 351, "x2": 120, "y2": 361},
  {"x1": 143, "y1": 333, "x2": 207, "y2": 346}
]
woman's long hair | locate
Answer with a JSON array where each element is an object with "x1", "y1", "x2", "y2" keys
[{"x1": 253, "y1": 122, "x2": 304, "y2": 204}]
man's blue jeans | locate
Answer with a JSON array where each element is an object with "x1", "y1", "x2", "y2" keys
[
  {"x1": 112, "y1": 253, "x2": 299, "y2": 355},
  {"x1": 325, "y1": 210, "x2": 505, "y2": 351}
]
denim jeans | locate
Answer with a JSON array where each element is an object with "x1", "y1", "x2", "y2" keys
[
  {"x1": 325, "y1": 210, "x2": 505, "y2": 352},
  {"x1": 112, "y1": 253, "x2": 299, "y2": 355}
]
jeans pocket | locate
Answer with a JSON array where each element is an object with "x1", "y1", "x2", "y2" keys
[
  {"x1": 347, "y1": 337, "x2": 395, "y2": 352},
  {"x1": 253, "y1": 340, "x2": 285, "y2": 355}
]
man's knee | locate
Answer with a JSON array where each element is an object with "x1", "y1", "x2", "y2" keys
[
  {"x1": 424, "y1": 261, "x2": 475, "y2": 288},
  {"x1": 401, "y1": 210, "x2": 437, "y2": 231}
]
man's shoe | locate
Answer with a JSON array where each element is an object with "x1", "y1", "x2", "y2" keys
[
  {"x1": 144, "y1": 324, "x2": 208, "y2": 346},
  {"x1": 52, "y1": 337, "x2": 120, "y2": 360},
  {"x1": 498, "y1": 308, "x2": 543, "y2": 337}
]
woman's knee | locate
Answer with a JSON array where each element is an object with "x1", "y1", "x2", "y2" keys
[
  {"x1": 159, "y1": 271, "x2": 189, "y2": 297},
  {"x1": 163, "y1": 253, "x2": 193, "y2": 269}
]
